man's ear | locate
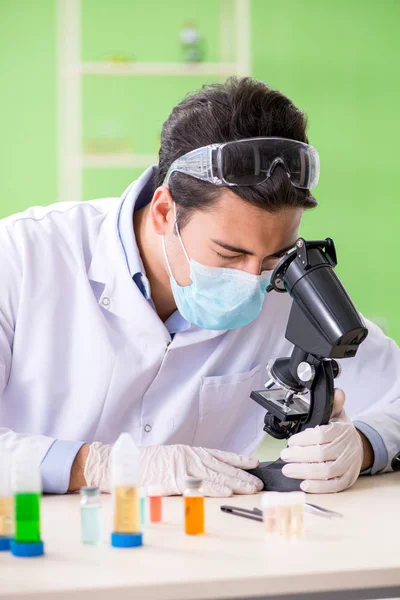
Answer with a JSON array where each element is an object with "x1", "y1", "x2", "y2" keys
[{"x1": 150, "y1": 186, "x2": 175, "y2": 236}]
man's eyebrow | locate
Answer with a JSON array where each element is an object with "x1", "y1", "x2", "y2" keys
[
  {"x1": 269, "y1": 242, "x2": 297, "y2": 257},
  {"x1": 211, "y1": 239, "x2": 296, "y2": 258},
  {"x1": 211, "y1": 240, "x2": 255, "y2": 256}
]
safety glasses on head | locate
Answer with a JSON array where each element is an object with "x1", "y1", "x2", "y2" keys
[{"x1": 163, "y1": 137, "x2": 320, "y2": 190}]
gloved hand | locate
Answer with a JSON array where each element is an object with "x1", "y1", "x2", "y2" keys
[
  {"x1": 280, "y1": 388, "x2": 364, "y2": 493},
  {"x1": 84, "y1": 443, "x2": 263, "y2": 497}
]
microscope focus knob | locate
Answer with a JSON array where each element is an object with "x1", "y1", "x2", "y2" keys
[
  {"x1": 297, "y1": 362, "x2": 315, "y2": 383},
  {"x1": 332, "y1": 360, "x2": 342, "y2": 379}
]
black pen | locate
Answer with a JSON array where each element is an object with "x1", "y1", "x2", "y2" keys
[{"x1": 220, "y1": 505, "x2": 263, "y2": 522}]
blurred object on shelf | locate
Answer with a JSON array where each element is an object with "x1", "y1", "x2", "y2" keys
[
  {"x1": 84, "y1": 118, "x2": 133, "y2": 154},
  {"x1": 179, "y1": 21, "x2": 204, "y2": 63},
  {"x1": 103, "y1": 53, "x2": 135, "y2": 63}
]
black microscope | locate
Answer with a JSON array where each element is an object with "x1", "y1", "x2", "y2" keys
[{"x1": 249, "y1": 237, "x2": 368, "y2": 491}]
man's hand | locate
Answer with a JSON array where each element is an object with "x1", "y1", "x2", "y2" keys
[
  {"x1": 280, "y1": 389, "x2": 368, "y2": 493},
  {"x1": 141, "y1": 445, "x2": 263, "y2": 497},
  {"x1": 83, "y1": 442, "x2": 263, "y2": 497},
  {"x1": 68, "y1": 444, "x2": 90, "y2": 492},
  {"x1": 359, "y1": 430, "x2": 374, "y2": 471}
]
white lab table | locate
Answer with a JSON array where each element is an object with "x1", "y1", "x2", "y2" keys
[{"x1": 0, "y1": 473, "x2": 399, "y2": 600}]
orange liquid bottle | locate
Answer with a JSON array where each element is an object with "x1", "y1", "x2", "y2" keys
[
  {"x1": 148, "y1": 486, "x2": 163, "y2": 523},
  {"x1": 184, "y1": 478, "x2": 204, "y2": 535}
]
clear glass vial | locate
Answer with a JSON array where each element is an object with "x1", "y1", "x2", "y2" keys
[
  {"x1": 287, "y1": 491, "x2": 305, "y2": 536},
  {"x1": 184, "y1": 478, "x2": 204, "y2": 535},
  {"x1": 261, "y1": 492, "x2": 280, "y2": 534},
  {"x1": 275, "y1": 492, "x2": 306, "y2": 538},
  {"x1": 80, "y1": 486, "x2": 102, "y2": 545}
]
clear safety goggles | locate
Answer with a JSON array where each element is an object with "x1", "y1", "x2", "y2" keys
[{"x1": 163, "y1": 137, "x2": 320, "y2": 190}]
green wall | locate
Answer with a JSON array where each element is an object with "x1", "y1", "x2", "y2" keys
[
  {"x1": 0, "y1": 0, "x2": 57, "y2": 213},
  {"x1": 1, "y1": 0, "x2": 400, "y2": 340},
  {"x1": 252, "y1": 0, "x2": 400, "y2": 341}
]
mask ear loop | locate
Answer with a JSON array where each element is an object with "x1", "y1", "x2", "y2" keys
[
  {"x1": 161, "y1": 202, "x2": 191, "y2": 280},
  {"x1": 161, "y1": 235, "x2": 174, "y2": 279},
  {"x1": 173, "y1": 203, "x2": 191, "y2": 265}
]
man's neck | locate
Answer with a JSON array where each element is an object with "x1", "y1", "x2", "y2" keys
[{"x1": 133, "y1": 205, "x2": 177, "y2": 323}]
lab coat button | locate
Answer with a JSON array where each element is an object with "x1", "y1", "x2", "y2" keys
[
  {"x1": 101, "y1": 297, "x2": 111, "y2": 307},
  {"x1": 144, "y1": 424, "x2": 152, "y2": 433}
]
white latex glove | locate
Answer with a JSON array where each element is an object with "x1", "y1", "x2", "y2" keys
[
  {"x1": 280, "y1": 389, "x2": 364, "y2": 493},
  {"x1": 84, "y1": 443, "x2": 263, "y2": 497}
]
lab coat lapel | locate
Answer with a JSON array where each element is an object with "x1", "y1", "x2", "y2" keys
[
  {"x1": 171, "y1": 325, "x2": 227, "y2": 348},
  {"x1": 88, "y1": 198, "x2": 170, "y2": 344}
]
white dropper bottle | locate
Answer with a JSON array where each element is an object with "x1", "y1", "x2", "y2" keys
[{"x1": 110, "y1": 433, "x2": 142, "y2": 548}]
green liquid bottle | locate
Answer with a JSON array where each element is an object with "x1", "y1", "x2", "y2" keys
[
  {"x1": 14, "y1": 493, "x2": 41, "y2": 543},
  {"x1": 11, "y1": 457, "x2": 44, "y2": 557}
]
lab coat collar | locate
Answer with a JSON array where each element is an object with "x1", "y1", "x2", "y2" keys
[
  {"x1": 87, "y1": 169, "x2": 227, "y2": 347},
  {"x1": 87, "y1": 172, "x2": 169, "y2": 342},
  {"x1": 118, "y1": 166, "x2": 156, "y2": 286},
  {"x1": 88, "y1": 165, "x2": 156, "y2": 283}
]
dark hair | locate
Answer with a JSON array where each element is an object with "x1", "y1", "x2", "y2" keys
[{"x1": 156, "y1": 77, "x2": 317, "y2": 229}]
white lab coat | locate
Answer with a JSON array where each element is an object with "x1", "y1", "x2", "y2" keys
[{"x1": 0, "y1": 175, "x2": 399, "y2": 472}]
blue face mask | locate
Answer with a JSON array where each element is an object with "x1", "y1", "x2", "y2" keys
[{"x1": 162, "y1": 207, "x2": 273, "y2": 331}]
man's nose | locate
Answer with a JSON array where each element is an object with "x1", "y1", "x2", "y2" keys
[{"x1": 243, "y1": 258, "x2": 264, "y2": 276}]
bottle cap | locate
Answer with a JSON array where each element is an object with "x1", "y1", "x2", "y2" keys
[
  {"x1": 111, "y1": 532, "x2": 143, "y2": 548},
  {"x1": 147, "y1": 485, "x2": 164, "y2": 497},
  {"x1": 10, "y1": 540, "x2": 44, "y2": 557},
  {"x1": 288, "y1": 491, "x2": 306, "y2": 505},
  {"x1": 185, "y1": 478, "x2": 202, "y2": 488},
  {"x1": 260, "y1": 492, "x2": 280, "y2": 509},
  {"x1": 80, "y1": 486, "x2": 99, "y2": 497},
  {"x1": 0, "y1": 537, "x2": 11, "y2": 551}
]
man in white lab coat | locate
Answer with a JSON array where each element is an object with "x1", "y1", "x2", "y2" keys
[{"x1": 1, "y1": 77, "x2": 399, "y2": 497}]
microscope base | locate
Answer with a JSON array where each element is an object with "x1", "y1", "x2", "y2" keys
[{"x1": 248, "y1": 458, "x2": 302, "y2": 492}]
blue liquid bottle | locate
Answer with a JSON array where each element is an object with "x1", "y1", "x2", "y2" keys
[{"x1": 80, "y1": 486, "x2": 102, "y2": 545}]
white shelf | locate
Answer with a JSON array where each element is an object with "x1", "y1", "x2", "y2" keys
[
  {"x1": 57, "y1": 0, "x2": 251, "y2": 202},
  {"x1": 79, "y1": 62, "x2": 238, "y2": 77},
  {"x1": 82, "y1": 154, "x2": 158, "y2": 168}
]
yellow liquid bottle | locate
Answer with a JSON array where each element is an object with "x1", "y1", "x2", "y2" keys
[
  {"x1": 184, "y1": 478, "x2": 205, "y2": 535},
  {"x1": 0, "y1": 497, "x2": 12, "y2": 538},
  {"x1": 114, "y1": 486, "x2": 140, "y2": 534},
  {"x1": 111, "y1": 433, "x2": 142, "y2": 548},
  {"x1": 0, "y1": 449, "x2": 13, "y2": 551}
]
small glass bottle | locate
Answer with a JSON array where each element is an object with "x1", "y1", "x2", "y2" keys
[
  {"x1": 276, "y1": 494, "x2": 292, "y2": 537},
  {"x1": 184, "y1": 478, "x2": 204, "y2": 535},
  {"x1": 0, "y1": 449, "x2": 13, "y2": 551},
  {"x1": 140, "y1": 487, "x2": 147, "y2": 526},
  {"x1": 275, "y1": 492, "x2": 306, "y2": 538},
  {"x1": 179, "y1": 21, "x2": 203, "y2": 63},
  {"x1": 148, "y1": 486, "x2": 163, "y2": 523},
  {"x1": 261, "y1": 492, "x2": 279, "y2": 535},
  {"x1": 288, "y1": 491, "x2": 305, "y2": 536},
  {"x1": 11, "y1": 456, "x2": 44, "y2": 557},
  {"x1": 80, "y1": 486, "x2": 102, "y2": 545}
]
